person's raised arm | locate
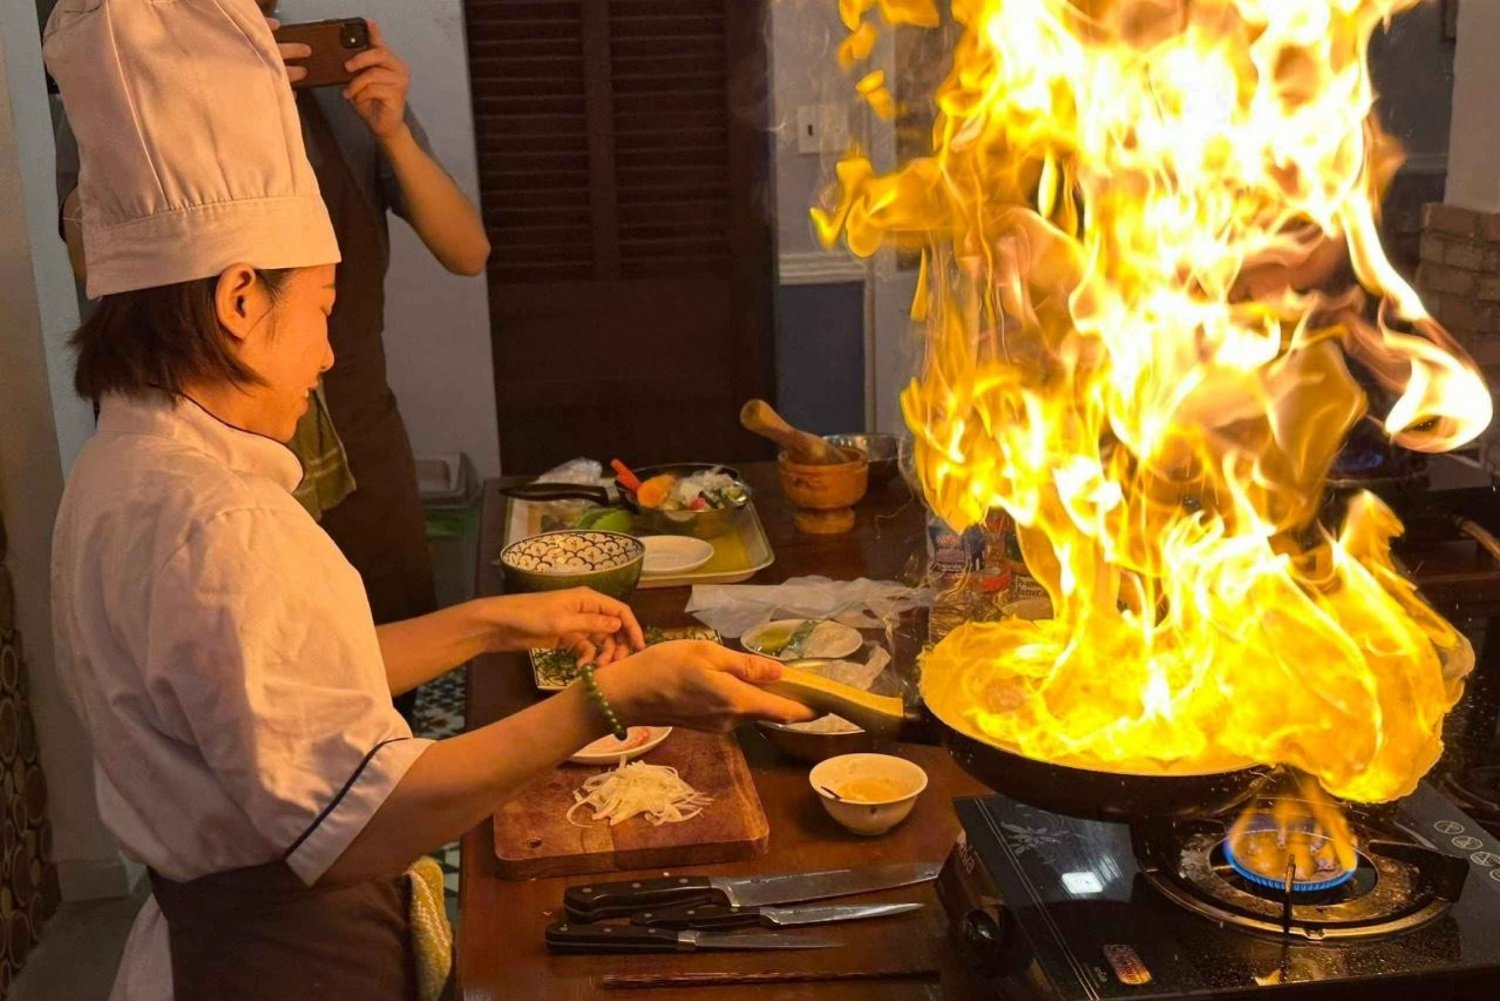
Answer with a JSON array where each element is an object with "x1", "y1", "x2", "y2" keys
[{"x1": 344, "y1": 20, "x2": 490, "y2": 276}]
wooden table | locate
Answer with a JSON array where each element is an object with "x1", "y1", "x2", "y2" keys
[
  {"x1": 459, "y1": 465, "x2": 986, "y2": 1000},
  {"x1": 456, "y1": 467, "x2": 1500, "y2": 999}
]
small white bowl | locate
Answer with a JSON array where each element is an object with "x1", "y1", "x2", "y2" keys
[{"x1": 809, "y1": 753, "x2": 928, "y2": 836}]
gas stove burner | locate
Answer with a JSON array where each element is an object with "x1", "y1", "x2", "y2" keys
[
  {"x1": 1134, "y1": 816, "x2": 1471, "y2": 940},
  {"x1": 1230, "y1": 840, "x2": 1362, "y2": 894},
  {"x1": 1215, "y1": 835, "x2": 1375, "y2": 903},
  {"x1": 1222, "y1": 811, "x2": 1358, "y2": 893},
  {"x1": 1332, "y1": 444, "x2": 1388, "y2": 476}
]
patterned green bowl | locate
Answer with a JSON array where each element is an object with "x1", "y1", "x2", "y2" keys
[{"x1": 498, "y1": 530, "x2": 645, "y2": 601}]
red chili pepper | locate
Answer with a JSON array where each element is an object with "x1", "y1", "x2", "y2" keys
[
  {"x1": 611, "y1": 459, "x2": 643, "y2": 492},
  {"x1": 689, "y1": 496, "x2": 709, "y2": 511}
]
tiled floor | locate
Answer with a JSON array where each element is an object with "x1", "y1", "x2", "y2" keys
[
  {"x1": 7, "y1": 669, "x2": 468, "y2": 1000},
  {"x1": 414, "y1": 668, "x2": 467, "y2": 920}
]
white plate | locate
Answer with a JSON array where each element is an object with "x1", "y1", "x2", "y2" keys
[
  {"x1": 568, "y1": 726, "x2": 673, "y2": 765},
  {"x1": 742, "y1": 619, "x2": 864, "y2": 661},
  {"x1": 640, "y1": 535, "x2": 715, "y2": 575}
]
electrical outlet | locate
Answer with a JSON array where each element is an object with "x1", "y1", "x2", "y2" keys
[{"x1": 796, "y1": 103, "x2": 850, "y2": 155}]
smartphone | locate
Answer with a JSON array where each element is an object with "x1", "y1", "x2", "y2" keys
[{"x1": 273, "y1": 18, "x2": 372, "y2": 91}]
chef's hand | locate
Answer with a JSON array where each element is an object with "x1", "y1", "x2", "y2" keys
[
  {"x1": 265, "y1": 17, "x2": 311, "y2": 85},
  {"x1": 597, "y1": 642, "x2": 817, "y2": 733},
  {"x1": 343, "y1": 19, "x2": 410, "y2": 140},
  {"x1": 483, "y1": 588, "x2": 645, "y2": 665}
]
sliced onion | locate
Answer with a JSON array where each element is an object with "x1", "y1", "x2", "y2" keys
[{"x1": 566, "y1": 760, "x2": 713, "y2": 828}]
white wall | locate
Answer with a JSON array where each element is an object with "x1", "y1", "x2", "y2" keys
[
  {"x1": 287, "y1": 0, "x2": 500, "y2": 479},
  {"x1": 769, "y1": 0, "x2": 847, "y2": 260},
  {"x1": 1445, "y1": 0, "x2": 1500, "y2": 214},
  {"x1": 0, "y1": 3, "x2": 136, "y2": 900},
  {"x1": 770, "y1": 0, "x2": 917, "y2": 436}
]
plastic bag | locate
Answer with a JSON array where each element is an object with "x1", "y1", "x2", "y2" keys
[
  {"x1": 531, "y1": 458, "x2": 607, "y2": 529},
  {"x1": 685, "y1": 576, "x2": 932, "y2": 639}
]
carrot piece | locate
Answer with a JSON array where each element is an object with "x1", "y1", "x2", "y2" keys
[
  {"x1": 636, "y1": 475, "x2": 676, "y2": 509},
  {"x1": 611, "y1": 459, "x2": 643, "y2": 492}
]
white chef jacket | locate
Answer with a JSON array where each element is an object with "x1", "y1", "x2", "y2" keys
[{"x1": 51, "y1": 393, "x2": 434, "y2": 1000}]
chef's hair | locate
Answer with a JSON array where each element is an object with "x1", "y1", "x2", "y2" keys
[{"x1": 72, "y1": 269, "x2": 292, "y2": 402}]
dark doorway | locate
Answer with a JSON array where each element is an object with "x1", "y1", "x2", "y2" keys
[{"x1": 464, "y1": 0, "x2": 775, "y2": 474}]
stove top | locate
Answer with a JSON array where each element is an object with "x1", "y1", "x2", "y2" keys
[{"x1": 938, "y1": 785, "x2": 1500, "y2": 1000}]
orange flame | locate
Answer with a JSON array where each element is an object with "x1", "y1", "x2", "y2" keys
[
  {"x1": 819, "y1": 0, "x2": 1488, "y2": 801},
  {"x1": 1227, "y1": 776, "x2": 1359, "y2": 887}
]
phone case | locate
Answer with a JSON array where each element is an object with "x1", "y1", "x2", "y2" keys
[{"x1": 273, "y1": 18, "x2": 372, "y2": 91}]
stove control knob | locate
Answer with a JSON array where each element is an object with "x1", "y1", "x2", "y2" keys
[{"x1": 961, "y1": 907, "x2": 1025, "y2": 977}]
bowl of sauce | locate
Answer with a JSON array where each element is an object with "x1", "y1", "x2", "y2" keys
[{"x1": 808, "y1": 753, "x2": 929, "y2": 836}]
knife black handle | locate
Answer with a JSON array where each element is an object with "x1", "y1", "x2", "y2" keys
[
  {"x1": 563, "y1": 875, "x2": 718, "y2": 922},
  {"x1": 545, "y1": 921, "x2": 688, "y2": 954},
  {"x1": 499, "y1": 484, "x2": 613, "y2": 505},
  {"x1": 630, "y1": 903, "x2": 765, "y2": 930}
]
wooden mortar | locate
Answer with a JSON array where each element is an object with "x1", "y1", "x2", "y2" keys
[{"x1": 777, "y1": 447, "x2": 869, "y2": 534}]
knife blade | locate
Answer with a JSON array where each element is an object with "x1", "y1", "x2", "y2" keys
[
  {"x1": 630, "y1": 901, "x2": 923, "y2": 930},
  {"x1": 563, "y1": 861, "x2": 940, "y2": 922},
  {"x1": 777, "y1": 619, "x2": 820, "y2": 659},
  {"x1": 544, "y1": 921, "x2": 839, "y2": 954}
]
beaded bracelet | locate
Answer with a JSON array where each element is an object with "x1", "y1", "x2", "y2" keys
[{"x1": 578, "y1": 663, "x2": 627, "y2": 741}]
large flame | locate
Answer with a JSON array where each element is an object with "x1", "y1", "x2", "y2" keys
[{"x1": 818, "y1": 0, "x2": 1490, "y2": 802}]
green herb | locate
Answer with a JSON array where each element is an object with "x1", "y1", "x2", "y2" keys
[{"x1": 530, "y1": 625, "x2": 720, "y2": 690}]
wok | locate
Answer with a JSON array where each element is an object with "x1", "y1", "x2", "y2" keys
[{"x1": 767, "y1": 662, "x2": 1273, "y2": 824}]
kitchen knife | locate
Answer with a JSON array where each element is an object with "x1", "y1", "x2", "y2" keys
[
  {"x1": 563, "y1": 861, "x2": 940, "y2": 922},
  {"x1": 498, "y1": 483, "x2": 612, "y2": 505},
  {"x1": 630, "y1": 901, "x2": 923, "y2": 930},
  {"x1": 545, "y1": 921, "x2": 839, "y2": 954}
]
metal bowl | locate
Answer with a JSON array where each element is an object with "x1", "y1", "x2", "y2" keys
[
  {"x1": 757, "y1": 718, "x2": 876, "y2": 763},
  {"x1": 615, "y1": 463, "x2": 749, "y2": 540},
  {"x1": 824, "y1": 434, "x2": 902, "y2": 487}
]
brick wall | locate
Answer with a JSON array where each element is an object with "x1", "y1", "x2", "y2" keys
[{"x1": 1417, "y1": 203, "x2": 1500, "y2": 367}]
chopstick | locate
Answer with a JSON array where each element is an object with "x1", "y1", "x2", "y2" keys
[{"x1": 597, "y1": 967, "x2": 939, "y2": 990}]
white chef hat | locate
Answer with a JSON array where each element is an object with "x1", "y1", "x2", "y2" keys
[{"x1": 43, "y1": 0, "x2": 341, "y2": 299}]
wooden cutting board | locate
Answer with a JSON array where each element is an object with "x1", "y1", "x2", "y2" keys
[{"x1": 492, "y1": 729, "x2": 769, "y2": 880}]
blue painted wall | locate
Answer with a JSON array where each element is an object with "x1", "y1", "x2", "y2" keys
[{"x1": 774, "y1": 282, "x2": 865, "y2": 435}]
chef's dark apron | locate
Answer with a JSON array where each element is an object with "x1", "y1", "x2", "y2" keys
[
  {"x1": 149, "y1": 863, "x2": 415, "y2": 1000},
  {"x1": 298, "y1": 95, "x2": 436, "y2": 719}
]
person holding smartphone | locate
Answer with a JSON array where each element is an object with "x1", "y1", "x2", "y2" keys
[{"x1": 56, "y1": 0, "x2": 491, "y2": 724}]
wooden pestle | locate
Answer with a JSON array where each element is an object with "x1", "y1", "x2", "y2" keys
[{"x1": 739, "y1": 399, "x2": 847, "y2": 464}]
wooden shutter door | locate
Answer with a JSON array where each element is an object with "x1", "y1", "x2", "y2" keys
[{"x1": 465, "y1": 0, "x2": 774, "y2": 474}]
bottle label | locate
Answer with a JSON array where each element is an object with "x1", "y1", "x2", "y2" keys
[
  {"x1": 1008, "y1": 567, "x2": 1048, "y2": 602},
  {"x1": 927, "y1": 515, "x2": 983, "y2": 578}
]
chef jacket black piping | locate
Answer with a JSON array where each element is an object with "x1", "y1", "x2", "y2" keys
[{"x1": 284, "y1": 736, "x2": 411, "y2": 862}]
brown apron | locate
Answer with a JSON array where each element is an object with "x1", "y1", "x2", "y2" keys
[
  {"x1": 149, "y1": 863, "x2": 415, "y2": 1000},
  {"x1": 296, "y1": 95, "x2": 438, "y2": 639}
]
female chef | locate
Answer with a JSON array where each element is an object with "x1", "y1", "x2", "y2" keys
[{"x1": 43, "y1": 3, "x2": 811, "y2": 998}]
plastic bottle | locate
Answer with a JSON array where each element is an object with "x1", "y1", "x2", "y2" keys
[
  {"x1": 924, "y1": 508, "x2": 1015, "y2": 641},
  {"x1": 1005, "y1": 528, "x2": 1048, "y2": 604},
  {"x1": 924, "y1": 512, "x2": 978, "y2": 643}
]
